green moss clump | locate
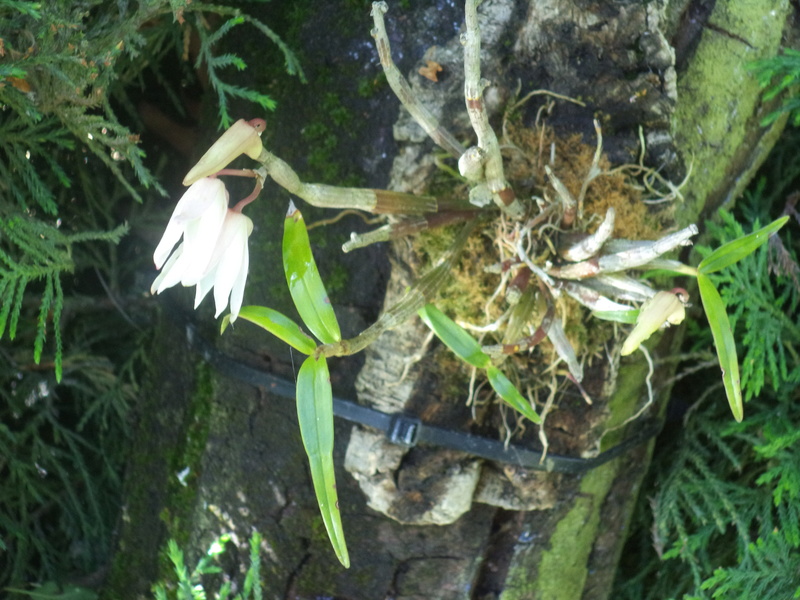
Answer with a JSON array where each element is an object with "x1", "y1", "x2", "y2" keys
[{"x1": 159, "y1": 363, "x2": 216, "y2": 546}]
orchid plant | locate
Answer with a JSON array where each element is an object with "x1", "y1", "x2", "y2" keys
[{"x1": 151, "y1": 1, "x2": 788, "y2": 566}]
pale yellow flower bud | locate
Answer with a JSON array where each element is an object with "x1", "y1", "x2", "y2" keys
[
  {"x1": 621, "y1": 288, "x2": 689, "y2": 356},
  {"x1": 182, "y1": 118, "x2": 266, "y2": 186}
]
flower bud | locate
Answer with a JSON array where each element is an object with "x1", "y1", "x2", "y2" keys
[
  {"x1": 183, "y1": 118, "x2": 266, "y2": 186},
  {"x1": 621, "y1": 288, "x2": 688, "y2": 356}
]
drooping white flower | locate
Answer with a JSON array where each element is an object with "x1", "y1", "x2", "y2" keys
[
  {"x1": 151, "y1": 177, "x2": 254, "y2": 321},
  {"x1": 193, "y1": 210, "x2": 253, "y2": 321},
  {"x1": 151, "y1": 177, "x2": 228, "y2": 291}
]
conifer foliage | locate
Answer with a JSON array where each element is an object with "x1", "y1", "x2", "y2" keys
[{"x1": 614, "y1": 151, "x2": 800, "y2": 600}]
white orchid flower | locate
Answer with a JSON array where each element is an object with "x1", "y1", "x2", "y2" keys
[
  {"x1": 152, "y1": 177, "x2": 228, "y2": 289},
  {"x1": 193, "y1": 210, "x2": 253, "y2": 321},
  {"x1": 151, "y1": 176, "x2": 254, "y2": 322}
]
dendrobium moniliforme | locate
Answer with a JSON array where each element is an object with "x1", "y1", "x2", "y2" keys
[
  {"x1": 143, "y1": 4, "x2": 793, "y2": 568},
  {"x1": 151, "y1": 176, "x2": 253, "y2": 321}
]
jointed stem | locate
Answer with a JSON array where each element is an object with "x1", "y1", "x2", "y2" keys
[
  {"x1": 463, "y1": 0, "x2": 524, "y2": 218},
  {"x1": 342, "y1": 210, "x2": 478, "y2": 253},
  {"x1": 256, "y1": 147, "x2": 437, "y2": 214},
  {"x1": 370, "y1": 2, "x2": 466, "y2": 160}
]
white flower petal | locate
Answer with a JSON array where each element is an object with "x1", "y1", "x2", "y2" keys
[
  {"x1": 173, "y1": 178, "x2": 228, "y2": 220},
  {"x1": 180, "y1": 195, "x2": 228, "y2": 285},
  {"x1": 227, "y1": 245, "x2": 249, "y2": 322},
  {"x1": 151, "y1": 243, "x2": 184, "y2": 294},
  {"x1": 212, "y1": 211, "x2": 253, "y2": 316},
  {"x1": 153, "y1": 178, "x2": 228, "y2": 270},
  {"x1": 153, "y1": 218, "x2": 185, "y2": 269},
  {"x1": 203, "y1": 211, "x2": 252, "y2": 273},
  {"x1": 212, "y1": 213, "x2": 251, "y2": 317},
  {"x1": 213, "y1": 240, "x2": 246, "y2": 317},
  {"x1": 194, "y1": 266, "x2": 217, "y2": 309}
]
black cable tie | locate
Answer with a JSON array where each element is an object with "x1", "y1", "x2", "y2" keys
[
  {"x1": 177, "y1": 309, "x2": 663, "y2": 474},
  {"x1": 388, "y1": 414, "x2": 421, "y2": 446}
]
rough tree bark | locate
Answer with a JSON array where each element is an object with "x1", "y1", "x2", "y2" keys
[{"x1": 107, "y1": 1, "x2": 794, "y2": 599}]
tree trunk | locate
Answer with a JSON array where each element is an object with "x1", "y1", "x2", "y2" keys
[{"x1": 106, "y1": 1, "x2": 793, "y2": 598}]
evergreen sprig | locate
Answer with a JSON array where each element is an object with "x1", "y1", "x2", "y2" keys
[
  {"x1": 0, "y1": 0, "x2": 173, "y2": 200},
  {"x1": 752, "y1": 412, "x2": 800, "y2": 514},
  {"x1": 1, "y1": 0, "x2": 305, "y2": 203},
  {"x1": 613, "y1": 392, "x2": 800, "y2": 600},
  {"x1": 152, "y1": 531, "x2": 264, "y2": 600},
  {"x1": 699, "y1": 531, "x2": 800, "y2": 599},
  {"x1": 0, "y1": 215, "x2": 128, "y2": 382},
  {"x1": 1, "y1": 348, "x2": 136, "y2": 589},
  {"x1": 188, "y1": 7, "x2": 306, "y2": 128},
  {"x1": 0, "y1": 114, "x2": 74, "y2": 215},
  {"x1": 750, "y1": 48, "x2": 800, "y2": 126},
  {"x1": 655, "y1": 414, "x2": 763, "y2": 586}
]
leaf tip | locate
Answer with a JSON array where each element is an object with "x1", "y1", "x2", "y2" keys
[{"x1": 220, "y1": 314, "x2": 232, "y2": 334}]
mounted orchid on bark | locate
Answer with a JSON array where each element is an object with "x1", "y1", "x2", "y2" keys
[{"x1": 149, "y1": 0, "x2": 790, "y2": 566}]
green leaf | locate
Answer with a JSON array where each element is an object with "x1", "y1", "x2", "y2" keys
[
  {"x1": 296, "y1": 355, "x2": 349, "y2": 567},
  {"x1": 221, "y1": 305, "x2": 317, "y2": 355},
  {"x1": 697, "y1": 273, "x2": 743, "y2": 421},
  {"x1": 417, "y1": 303, "x2": 491, "y2": 369},
  {"x1": 3, "y1": 582, "x2": 98, "y2": 600},
  {"x1": 283, "y1": 202, "x2": 341, "y2": 344},
  {"x1": 698, "y1": 216, "x2": 788, "y2": 275},
  {"x1": 486, "y1": 366, "x2": 541, "y2": 424}
]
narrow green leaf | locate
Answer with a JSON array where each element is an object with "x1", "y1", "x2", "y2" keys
[
  {"x1": 296, "y1": 355, "x2": 349, "y2": 567},
  {"x1": 33, "y1": 274, "x2": 54, "y2": 363},
  {"x1": 698, "y1": 216, "x2": 788, "y2": 274},
  {"x1": 3, "y1": 583, "x2": 98, "y2": 600},
  {"x1": 52, "y1": 275, "x2": 63, "y2": 383},
  {"x1": 697, "y1": 273, "x2": 743, "y2": 421},
  {"x1": 283, "y1": 202, "x2": 341, "y2": 344},
  {"x1": 0, "y1": 276, "x2": 16, "y2": 339},
  {"x1": 221, "y1": 305, "x2": 317, "y2": 355},
  {"x1": 486, "y1": 366, "x2": 541, "y2": 424},
  {"x1": 417, "y1": 303, "x2": 491, "y2": 369},
  {"x1": 8, "y1": 273, "x2": 27, "y2": 340}
]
